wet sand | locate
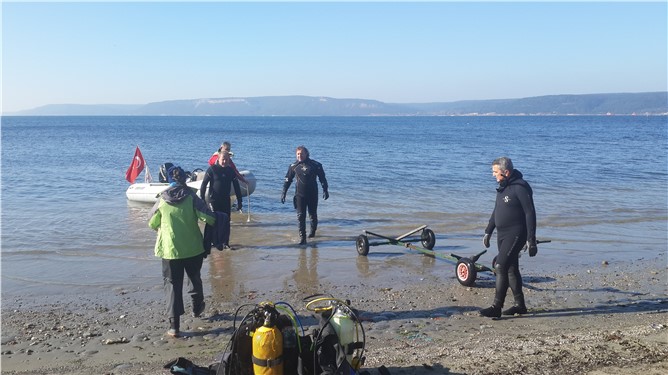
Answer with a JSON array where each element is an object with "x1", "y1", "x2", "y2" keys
[{"x1": 2, "y1": 218, "x2": 667, "y2": 375}]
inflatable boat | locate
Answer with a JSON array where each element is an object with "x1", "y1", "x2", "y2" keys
[{"x1": 126, "y1": 169, "x2": 256, "y2": 203}]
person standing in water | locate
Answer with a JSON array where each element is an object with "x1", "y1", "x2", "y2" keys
[
  {"x1": 208, "y1": 141, "x2": 247, "y2": 184},
  {"x1": 200, "y1": 150, "x2": 243, "y2": 217},
  {"x1": 281, "y1": 146, "x2": 329, "y2": 245},
  {"x1": 148, "y1": 166, "x2": 216, "y2": 337},
  {"x1": 480, "y1": 157, "x2": 537, "y2": 318}
]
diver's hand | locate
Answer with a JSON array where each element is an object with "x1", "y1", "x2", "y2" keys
[
  {"x1": 527, "y1": 239, "x2": 538, "y2": 257},
  {"x1": 323, "y1": 189, "x2": 329, "y2": 200},
  {"x1": 280, "y1": 191, "x2": 286, "y2": 204},
  {"x1": 483, "y1": 233, "x2": 491, "y2": 248}
]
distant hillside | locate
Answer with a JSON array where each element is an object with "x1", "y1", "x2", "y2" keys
[{"x1": 7, "y1": 92, "x2": 667, "y2": 116}]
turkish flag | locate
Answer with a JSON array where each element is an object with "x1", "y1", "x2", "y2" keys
[{"x1": 125, "y1": 146, "x2": 145, "y2": 183}]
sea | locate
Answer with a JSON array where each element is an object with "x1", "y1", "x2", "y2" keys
[{"x1": 1, "y1": 115, "x2": 667, "y2": 304}]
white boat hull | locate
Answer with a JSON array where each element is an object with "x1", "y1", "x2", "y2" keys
[{"x1": 126, "y1": 170, "x2": 256, "y2": 203}]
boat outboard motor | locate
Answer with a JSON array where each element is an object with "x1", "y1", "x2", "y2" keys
[{"x1": 159, "y1": 162, "x2": 175, "y2": 183}]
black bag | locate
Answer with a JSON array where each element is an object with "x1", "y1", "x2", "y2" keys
[{"x1": 164, "y1": 357, "x2": 214, "y2": 375}]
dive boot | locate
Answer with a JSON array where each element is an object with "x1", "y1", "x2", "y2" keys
[
  {"x1": 502, "y1": 305, "x2": 527, "y2": 315},
  {"x1": 479, "y1": 305, "x2": 502, "y2": 318},
  {"x1": 308, "y1": 219, "x2": 317, "y2": 238}
]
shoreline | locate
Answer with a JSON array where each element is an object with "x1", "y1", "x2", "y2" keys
[{"x1": 2, "y1": 250, "x2": 666, "y2": 375}]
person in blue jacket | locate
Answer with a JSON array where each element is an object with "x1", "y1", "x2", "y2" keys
[
  {"x1": 149, "y1": 166, "x2": 216, "y2": 337},
  {"x1": 480, "y1": 157, "x2": 537, "y2": 318}
]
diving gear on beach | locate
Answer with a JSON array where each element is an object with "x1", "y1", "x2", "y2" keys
[
  {"x1": 483, "y1": 233, "x2": 491, "y2": 248},
  {"x1": 305, "y1": 295, "x2": 366, "y2": 375},
  {"x1": 164, "y1": 357, "x2": 212, "y2": 375},
  {"x1": 213, "y1": 297, "x2": 367, "y2": 375},
  {"x1": 252, "y1": 312, "x2": 284, "y2": 375}
]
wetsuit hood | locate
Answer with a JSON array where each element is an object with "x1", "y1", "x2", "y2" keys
[
  {"x1": 497, "y1": 169, "x2": 525, "y2": 192},
  {"x1": 160, "y1": 185, "x2": 192, "y2": 204}
]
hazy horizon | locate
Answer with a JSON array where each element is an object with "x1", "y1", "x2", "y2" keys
[{"x1": 3, "y1": 1, "x2": 667, "y2": 113}]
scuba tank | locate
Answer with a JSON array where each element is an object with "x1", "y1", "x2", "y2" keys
[
  {"x1": 330, "y1": 306, "x2": 356, "y2": 365},
  {"x1": 281, "y1": 325, "x2": 298, "y2": 375},
  {"x1": 252, "y1": 311, "x2": 284, "y2": 375}
]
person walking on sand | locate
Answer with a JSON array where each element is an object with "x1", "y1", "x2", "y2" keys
[
  {"x1": 480, "y1": 157, "x2": 537, "y2": 318},
  {"x1": 281, "y1": 145, "x2": 329, "y2": 245},
  {"x1": 148, "y1": 166, "x2": 216, "y2": 337},
  {"x1": 208, "y1": 141, "x2": 248, "y2": 184}
]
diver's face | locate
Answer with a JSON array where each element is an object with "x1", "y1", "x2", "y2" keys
[
  {"x1": 492, "y1": 165, "x2": 508, "y2": 183},
  {"x1": 296, "y1": 149, "x2": 306, "y2": 162}
]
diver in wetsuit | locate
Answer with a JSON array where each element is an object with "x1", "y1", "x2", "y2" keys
[
  {"x1": 281, "y1": 146, "x2": 329, "y2": 245},
  {"x1": 480, "y1": 157, "x2": 537, "y2": 318},
  {"x1": 200, "y1": 150, "x2": 242, "y2": 217}
]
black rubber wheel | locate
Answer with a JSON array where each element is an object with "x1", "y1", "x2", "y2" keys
[
  {"x1": 356, "y1": 235, "x2": 370, "y2": 256},
  {"x1": 456, "y1": 258, "x2": 477, "y2": 286},
  {"x1": 421, "y1": 228, "x2": 436, "y2": 250}
]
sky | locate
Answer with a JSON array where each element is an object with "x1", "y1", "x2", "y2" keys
[{"x1": 2, "y1": 1, "x2": 667, "y2": 113}]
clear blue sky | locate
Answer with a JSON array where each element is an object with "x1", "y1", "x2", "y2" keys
[{"x1": 2, "y1": 1, "x2": 667, "y2": 112}]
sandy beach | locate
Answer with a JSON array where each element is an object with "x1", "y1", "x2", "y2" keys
[{"x1": 2, "y1": 239, "x2": 666, "y2": 375}]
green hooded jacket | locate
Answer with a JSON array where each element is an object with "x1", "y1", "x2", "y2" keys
[{"x1": 148, "y1": 185, "x2": 216, "y2": 260}]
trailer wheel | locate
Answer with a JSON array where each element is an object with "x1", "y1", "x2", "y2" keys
[
  {"x1": 421, "y1": 229, "x2": 436, "y2": 250},
  {"x1": 356, "y1": 235, "x2": 370, "y2": 256},
  {"x1": 456, "y1": 258, "x2": 477, "y2": 286}
]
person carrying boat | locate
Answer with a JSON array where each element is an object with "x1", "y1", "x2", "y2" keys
[
  {"x1": 200, "y1": 150, "x2": 243, "y2": 218},
  {"x1": 480, "y1": 157, "x2": 537, "y2": 318},
  {"x1": 207, "y1": 141, "x2": 247, "y2": 184},
  {"x1": 148, "y1": 166, "x2": 216, "y2": 337},
  {"x1": 281, "y1": 145, "x2": 329, "y2": 245}
]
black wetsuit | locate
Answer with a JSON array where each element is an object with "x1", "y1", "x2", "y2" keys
[
  {"x1": 485, "y1": 169, "x2": 536, "y2": 308},
  {"x1": 199, "y1": 164, "x2": 242, "y2": 216},
  {"x1": 282, "y1": 158, "x2": 328, "y2": 239}
]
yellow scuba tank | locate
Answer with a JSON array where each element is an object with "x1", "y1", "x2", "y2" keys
[
  {"x1": 330, "y1": 306, "x2": 356, "y2": 364},
  {"x1": 252, "y1": 312, "x2": 283, "y2": 375}
]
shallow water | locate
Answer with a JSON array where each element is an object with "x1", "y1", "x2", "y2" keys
[{"x1": 1, "y1": 115, "x2": 666, "y2": 303}]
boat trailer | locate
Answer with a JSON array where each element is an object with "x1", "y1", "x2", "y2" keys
[
  {"x1": 355, "y1": 225, "x2": 552, "y2": 286},
  {"x1": 355, "y1": 225, "x2": 494, "y2": 286}
]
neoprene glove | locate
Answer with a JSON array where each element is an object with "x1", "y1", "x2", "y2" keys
[
  {"x1": 527, "y1": 239, "x2": 538, "y2": 257},
  {"x1": 281, "y1": 191, "x2": 286, "y2": 204},
  {"x1": 323, "y1": 189, "x2": 329, "y2": 200},
  {"x1": 483, "y1": 233, "x2": 491, "y2": 248}
]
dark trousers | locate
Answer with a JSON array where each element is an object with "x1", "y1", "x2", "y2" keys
[
  {"x1": 162, "y1": 253, "x2": 204, "y2": 318},
  {"x1": 493, "y1": 229, "x2": 527, "y2": 307},
  {"x1": 294, "y1": 194, "x2": 318, "y2": 237}
]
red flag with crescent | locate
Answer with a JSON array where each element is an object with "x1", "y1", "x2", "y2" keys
[{"x1": 125, "y1": 146, "x2": 145, "y2": 183}]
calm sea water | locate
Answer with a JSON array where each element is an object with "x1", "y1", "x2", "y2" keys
[{"x1": 1, "y1": 116, "x2": 667, "y2": 301}]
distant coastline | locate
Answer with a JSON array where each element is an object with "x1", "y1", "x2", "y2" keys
[{"x1": 5, "y1": 92, "x2": 667, "y2": 116}]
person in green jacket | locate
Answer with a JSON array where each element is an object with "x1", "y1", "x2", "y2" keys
[{"x1": 148, "y1": 166, "x2": 216, "y2": 337}]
